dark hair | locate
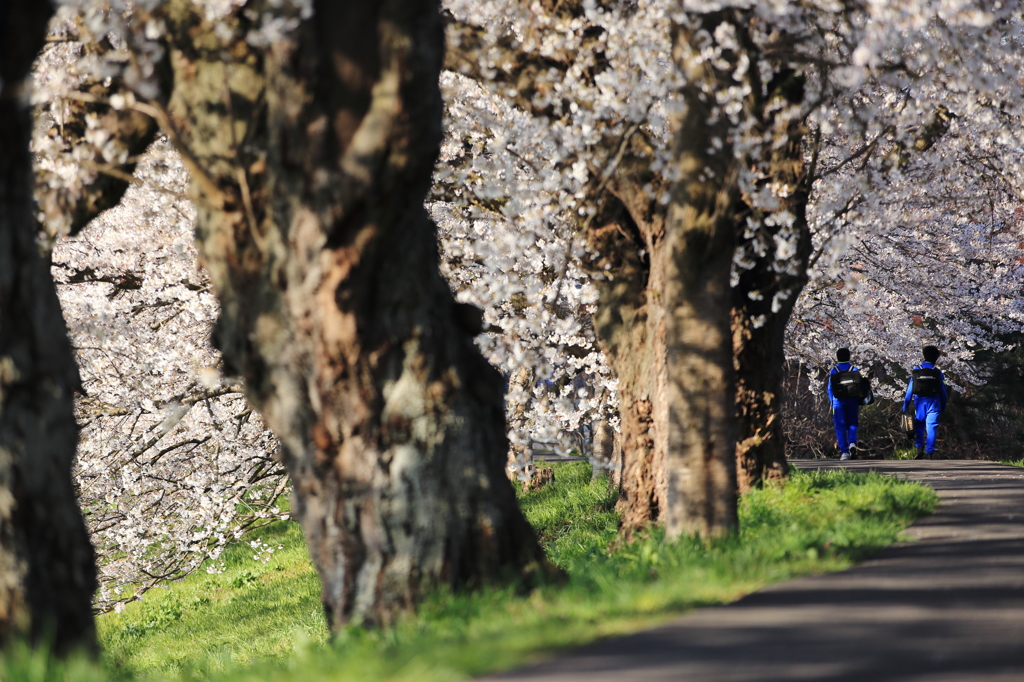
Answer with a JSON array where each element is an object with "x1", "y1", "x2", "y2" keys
[
  {"x1": 923, "y1": 345, "x2": 940, "y2": 363},
  {"x1": 836, "y1": 347, "x2": 851, "y2": 362}
]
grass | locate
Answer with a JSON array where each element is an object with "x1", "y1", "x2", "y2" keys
[
  {"x1": 100, "y1": 521, "x2": 327, "y2": 675},
  {"x1": 2, "y1": 464, "x2": 937, "y2": 682},
  {"x1": 890, "y1": 446, "x2": 920, "y2": 460}
]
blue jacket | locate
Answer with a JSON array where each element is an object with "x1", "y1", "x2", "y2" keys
[
  {"x1": 902, "y1": 362, "x2": 947, "y2": 414},
  {"x1": 827, "y1": 363, "x2": 861, "y2": 410}
]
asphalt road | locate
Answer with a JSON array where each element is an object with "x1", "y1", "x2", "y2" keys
[{"x1": 484, "y1": 460, "x2": 1024, "y2": 682}]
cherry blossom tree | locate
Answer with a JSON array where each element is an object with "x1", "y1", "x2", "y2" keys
[
  {"x1": 440, "y1": 0, "x2": 687, "y2": 533},
  {"x1": 791, "y1": 8, "x2": 1024, "y2": 385},
  {"x1": 439, "y1": 0, "x2": 819, "y2": 536}
]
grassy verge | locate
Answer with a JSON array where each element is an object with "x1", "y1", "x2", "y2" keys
[
  {"x1": 3, "y1": 465, "x2": 937, "y2": 682},
  {"x1": 101, "y1": 520, "x2": 327, "y2": 675}
]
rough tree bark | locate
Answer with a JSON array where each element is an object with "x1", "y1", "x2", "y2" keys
[
  {"x1": 590, "y1": 10, "x2": 754, "y2": 537},
  {"x1": 156, "y1": 0, "x2": 551, "y2": 629},
  {"x1": 0, "y1": 0, "x2": 98, "y2": 652},
  {"x1": 732, "y1": 288, "x2": 800, "y2": 493},
  {"x1": 731, "y1": 156, "x2": 812, "y2": 492},
  {"x1": 587, "y1": 159, "x2": 669, "y2": 534},
  {"x1": 656, "y1": 11, "x2": 745, "y2": 539},
  {"x1": 593, "y1": 15, "x2": 820, "y2": 516},
  {"x1": 446, "y1": 4, "x2": 800, "y2": 535}
]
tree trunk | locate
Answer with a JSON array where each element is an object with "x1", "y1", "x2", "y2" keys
[
  {"x1": 587, "y1": 170, "x2": 668, "y2": 536},
  {"x1": 506, "y1": 365, "x2": 533, "y2": 481},
  {"x1": 732, "y1": 309, "x2": 791, "y2": 491},
  {"x1": 658, "y1": 11, "x2": 744, "y2": 539},
  {"x1": 588, "y1": 11, "x2": 819, "y2": 533},
  {"x1": 732, "y1": 219, "x2": 810, "y2": 492},
  {"x1": 445, "y1": 6, "x2": 802, "y2": 537},
  {"x1": 731, "y1": 75, "x2": 813, "y2": 492},
  {"x1": 0, "y1": 0, "x2": 98, "y2": 652},
  {"x1": 590, "y1": 419, "x2": 617, "y2": 480},
  {"x1": 159, "y1": 0, "x2": 551, "y2": 629}
]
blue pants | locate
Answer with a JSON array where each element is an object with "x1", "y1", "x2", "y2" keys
[
  {"x1": 914, "y1": 410, "x2": 941, "y2": 454},
  {"x1": 832, "y1": 400, "x2": 859, "y2": 454}
]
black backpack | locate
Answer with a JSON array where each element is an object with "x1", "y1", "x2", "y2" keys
[
  {"x1": 912, "y1": 367, "x2": 942, "y2": 397},
  {"x1": 829, "y1": 369, "x2": 865, "y2": 400}
]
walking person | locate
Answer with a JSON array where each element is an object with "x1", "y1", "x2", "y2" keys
[
  {"x1": 828, "y1": 348, "x2": 866, "y2": 461},
  {"x1": 902, "y1": 345, "x2": 948, "y2": 459}
]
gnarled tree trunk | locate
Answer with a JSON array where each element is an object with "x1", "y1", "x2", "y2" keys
[
  {"x1": 604, "y1": 16, "x2": 815, "y2": 520},
  {"x1": 158, "y1": 0, "x2": 550, "y2": 629},
  {"x1": 0, "y1": 0, "x2": 98, "y2": 652},
  {"x1": 588, "y1": 188, "x2": 668, "y2": 535},
  {"x1": 591, "y1": 9, "x2": 822, "y2": 536}
]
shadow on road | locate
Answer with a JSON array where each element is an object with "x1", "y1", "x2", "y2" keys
[{"x1": 486, "y1": 460, "x2": 1024, "y2": 682}]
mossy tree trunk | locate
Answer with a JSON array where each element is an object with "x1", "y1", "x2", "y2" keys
[
  {"x1": 0, "y1": 0, "x2": 98, "y2": 653},
  {"x1": 158, "y1": 0, "x2": 550, "y2": 629}
]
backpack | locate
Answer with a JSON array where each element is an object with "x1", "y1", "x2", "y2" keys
[
  {"x1": 912, "y1": 367, "x2": 942, "y2": 398},
  {"x1": 829, "y1": 369, "x2": 865, "y2": 400}
]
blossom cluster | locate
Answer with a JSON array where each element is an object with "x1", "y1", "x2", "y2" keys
[
  {"x1": 49, "y1": 141, "x2": 287, "y2": 610},
  {"x1": 436, "y1": 0, "x2": 683, "y2": 471},
  {"x1": 793, "y1": 3, "x2": 1024, "y2": 391}
]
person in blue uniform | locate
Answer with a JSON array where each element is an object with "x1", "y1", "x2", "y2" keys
[
  {"x1": 827, "y1": 348, "x2": 862, "y2": 461},
  {"x1": 902, "y1": 345, "x2": 948, "y2": 459}
]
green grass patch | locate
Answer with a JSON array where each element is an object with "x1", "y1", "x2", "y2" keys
[
  {"x1": 2, "y1": 465, "x2": 936, "y2": 682},
  {"x1": 98, "y1": 520, "x2": 327, "y2": 677},
  {"x1": 890, "y1": 446, "x2": 920, "y2": 460}
]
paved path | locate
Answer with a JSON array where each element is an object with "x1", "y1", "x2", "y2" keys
[{"x1": 486, "y1": 460, "x2": 1024, "y2": 681}]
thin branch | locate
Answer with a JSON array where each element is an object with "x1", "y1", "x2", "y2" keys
[
  {"x1": 59, "y1": 90, "x2": 228, "y2": 209},
  {"x1": 133, "y1": 99, "x2": 228, "y2": 210},
  {"x1": 89, "y1": 162, "x2": 192, "y2": 202}
]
